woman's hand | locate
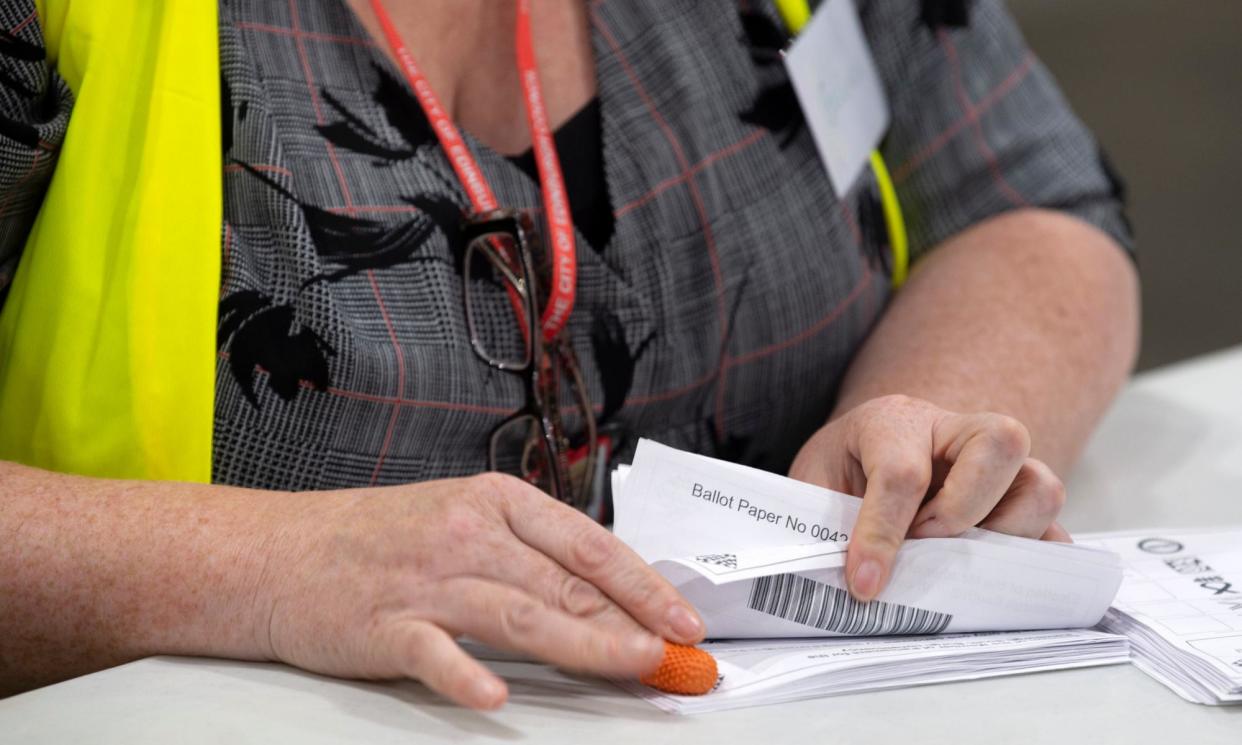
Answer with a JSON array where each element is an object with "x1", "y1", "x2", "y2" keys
[
  {"x1": 789, "y1": 394, "x2": 1070, "y2": 603},
  {"x1": 256, "y1": 473, "x2": 705, "y2": 710}
]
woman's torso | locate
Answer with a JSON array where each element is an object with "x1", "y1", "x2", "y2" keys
[{"x1": 213, "y1": 0, "x2": 890, "y2": 494}]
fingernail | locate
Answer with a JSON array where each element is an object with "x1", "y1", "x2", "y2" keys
[
  {"x1": 850, "y1": 559, "x2": 883, "y2": 602},
  {"x1": 472, "y1": 677, "x2": 506, "y2": 708},
  {"x1": 666, "y1": 604, "x2": 704, "y2": 640}
]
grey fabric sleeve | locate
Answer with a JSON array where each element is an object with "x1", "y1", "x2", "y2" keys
[
  {"x1": 859, "y1": 0, "x2": 1133, "y2": 262},
  {"x1": 0, "y1": 0, "x2": 74, "y2": 308}
]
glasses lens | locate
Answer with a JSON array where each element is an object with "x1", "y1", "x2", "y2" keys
[
  {"x1": 490, "y1": 413, "x2": 560, "y2": 499},
  {"x1": 464, "y1": 232, "x2": 534, "y2": 370}
]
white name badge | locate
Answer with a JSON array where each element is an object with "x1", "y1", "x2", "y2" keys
[{"x1": 784, "y1": 0, "x2": 890, "y2": 197}]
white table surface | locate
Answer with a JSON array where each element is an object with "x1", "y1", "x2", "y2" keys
[{"x1": 5, "y1": 348, "x2": 1242, "y2": 744}]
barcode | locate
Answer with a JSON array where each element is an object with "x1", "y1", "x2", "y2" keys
[{"x1": 747, "y1": 574, "x2": 953, "y2": 635}]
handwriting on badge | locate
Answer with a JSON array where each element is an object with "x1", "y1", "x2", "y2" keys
[{"x1": 690, "y1": 482, "x2": 848, "y2": 543}]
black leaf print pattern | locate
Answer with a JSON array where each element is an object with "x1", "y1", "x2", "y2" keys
[
  {"x1": 220, "y1": 160, "x2": 466, "y2": 407},
  {"x1": 0, "y1": 28, "x2": 46, "y2": 147},
  {"x1": 317, "y1": 63, "x2": 436, "y2": 164},
  {"x1": 855, "y1": 184, "x2": 892, "y2": 276},
  {"x1": 0, "y1": 30, "x2": 44, "y2": 62},
  {"x1": 0, "y1": 115, "x2": 38, "y2": 149},
  {"x1": 0, "y1": 65, "x2": 36, "y2": 98},
  {"x1": 319, "y1": 90, "x2": 414, "y2": 161},
  {"x1": 740, "y1": 84, "x2": 803, "y2": 149},
  {"x1": 919, "y1": 0, "x2": 971, "y2": 31},
  {"x1": 219, "y1": 68, "x2": 462, "y2": 410},
  {"x1": 233, "y1": 161, "x2": 462, "y2": 286},
  {"x1": 590, "y1": 310, "x2": 654, "y2": 427},
  {"x1": 218, "y1": 290, "x2": 336, "y2": 406},
  {"x1": 737, "y1": 11, "x2": 804, "y2": 149},
  {"x1": 221, "y1": 73, "x2": 248, "y2": 156},
  {"x1": 738, "y1": 10, "x2": 789, "y2": 63},
  {"x1": 372, "y1": 62, "x2": 437, "y2": 148}
]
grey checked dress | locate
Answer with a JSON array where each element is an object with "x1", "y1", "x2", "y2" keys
[{"x1": 0, "y1": 1, "x2": 1132, "y2": 502}]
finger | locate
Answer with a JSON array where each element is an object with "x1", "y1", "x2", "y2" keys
[
  {"x1": 371, "y1": 617, "x2": 508, "y2": 710},
  {"x1": 909, "y1": 413, "x2": 1030, "y2": 539},
  {"x1": 486, "y1": 475, "x2": 705, "y2": 644},
  {"x1": 425, "y1": 576, "x2": 666, "y2": 679},
  {"x1": 488, "y1": 539, "x2": 647, "y2": 635},
  {"x1": 1042, "y1": 522, "x2": 1073, "y2": 543},
  {"x1": 846, "y1": 419, "x2": 934, "y2": 603},
  {"x1": 976, "y1": 459, "x2": 1067, "y2": 539}
]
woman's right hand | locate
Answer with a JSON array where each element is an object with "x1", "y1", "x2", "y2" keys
[{"x1": 255, "y1": 473, "x2": 705, "y2": 709}]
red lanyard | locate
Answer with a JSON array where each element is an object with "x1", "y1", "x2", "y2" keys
[{"x1": 369, "y1": 0, "x2": 577, "y2": 344}]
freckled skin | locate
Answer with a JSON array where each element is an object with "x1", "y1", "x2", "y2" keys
[
  {"x1": 0, "y1": 467, "x2": 279, "y2": 694},
  {"x1": 0, "y1": 468, "x2": 704, "y2": 707}
]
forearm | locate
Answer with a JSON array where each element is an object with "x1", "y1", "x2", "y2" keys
[
  {"x1": 835, "y1": 208, "x2": 1140, "y2": 474},
  {"x1": 0, "y1": 461, "x2": 281, "y2": 694},
  {"x1": 0, "y1": 462, "x2": 703, "y2": 710}
]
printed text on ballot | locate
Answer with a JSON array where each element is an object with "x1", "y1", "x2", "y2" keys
[{"x1": 690, "y1": 482, "x2": 848, "y2": 543}]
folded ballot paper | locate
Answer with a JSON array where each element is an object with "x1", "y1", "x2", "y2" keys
[
  {"x1": 612, "y1": 440, "x2": 1129, "y2": 713},
  {"x1": 1078, "y1": 527, "x2": 1242, "y2": 705}
]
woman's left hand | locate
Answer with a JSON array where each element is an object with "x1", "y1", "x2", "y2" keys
[{"x1": 788, "y1": 394, "x2": 1071, "y2": 603}]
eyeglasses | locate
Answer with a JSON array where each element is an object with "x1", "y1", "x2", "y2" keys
[{"x1": 460, "y1": 209, "x2": 598, "y2": 509}]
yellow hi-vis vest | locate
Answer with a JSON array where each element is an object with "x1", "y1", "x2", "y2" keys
[{"x1": 0, "y1": 1, "x2": 221, "y2": 482}]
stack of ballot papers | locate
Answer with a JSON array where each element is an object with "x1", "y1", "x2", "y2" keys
[
  {"x1": 1078, "y1": 528, "x2": 1242, "y2": 705},
  {"x1": 618, "y1": 631, "x2": 1130, "y2": 714},
  {"x1": 611, "y1": 440, "x2": 1130, "y2": 714}
]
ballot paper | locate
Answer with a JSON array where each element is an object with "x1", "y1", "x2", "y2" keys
[
  {"x1": 611, "y1": 440, "x2": 1130, "y2": 713},
  {"x1": 615, "y1": 440, "x2": 1123, "y2": 639},
  {"x1": 615, "y1": 630, "x2": 1130, "y2": 715},
  {"x1": 1078, "y1": 527, "x2": 1242, "y2": 705}
]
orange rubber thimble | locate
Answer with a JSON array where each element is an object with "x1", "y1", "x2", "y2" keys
[{"x1": 640, "y1": 641, "x2": 718, "y2": 696}]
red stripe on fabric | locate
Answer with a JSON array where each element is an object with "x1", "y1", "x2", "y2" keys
[
  {"x1": 713, "y1": 274, "x2": 875, "y2": 436},
  {"x1": 616, "y1": 173, "x2": 684, "y2": 219},
  {"x1": 234, "y1": 21, "x2": 376, "y2": 47},
  {"x1": 937, "y1": 31, "x2": 1028, "y2": 208},
  {"x1": 324, "y1": 385, "x2": 511, "y2": 415},
  {"x1": 368, "y1": 269, "x2": 408, "y2": 485},
  {"x1": 9, "y1": 9, "x2": 37, "y2": 34},
  {"x1": 622, "y1": 268, "x2": 875, "y2": 412},
  {"x1": 712, "y1": 361, "x2": 731, "y2": 441},
  {"x1": 624, "y1": 369, "x2": 717, "y2": 408},
  {"x1": 725, "y1": 268, "x2": 874, "y2": 368},
  {"x1": 838, "y1": 201, "x2": 862, "y2": 248},
  {"x1": 892, "y1": 53, "x2": 1035, "y2": 185},
  {"x1": 593, "y1": 12, "x2": 731, "y2": 437},
  {"x1": 593, "y1": 16, "x2": 726, "y2": 318},
  {"x1": 288, "y1": 0, "x2": 409, "y2": 480},
  {"x1": 288, "y1": 0, "x2": 357, "y2": 215},
  {"x1": 615, "y1": 129, "x2": 766, "y2": 218}
]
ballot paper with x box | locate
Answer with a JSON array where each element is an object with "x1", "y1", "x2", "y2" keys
[
  {"x1": 611, "y1": 440, "x2": 1129, "y2": 713},
  {"x1": 1078, "y1": 527, "x2": 1242, "y2": 705}
]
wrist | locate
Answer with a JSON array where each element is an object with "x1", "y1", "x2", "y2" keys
[{"x1": 132, "y1": 485, "x2": 300, "y2": 665}]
